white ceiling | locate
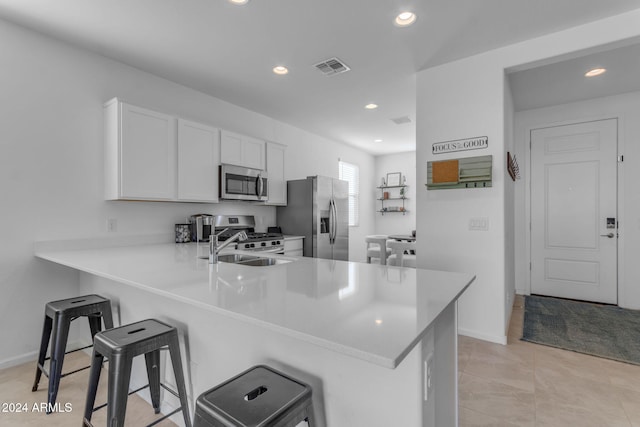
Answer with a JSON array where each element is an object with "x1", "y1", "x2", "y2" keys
[
  {"x1": 1, "y1": 1, "x2": 639, "y2": 156},
  {"x1": 509, "y1": 40, "x2": 640, "y2": 112}
]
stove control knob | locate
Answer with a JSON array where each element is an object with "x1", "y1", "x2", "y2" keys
[
  {"x1": 250, "y1": 243, "x2": 255, "y2": 248},
  {"x1": 261, "y1": 242, "x2": 266, "y2": 247},
  {"x1": 244, "y1": 244, "x2": 250, "y2": 249},
  {"x1": 271, "y1": 241, "x2": 276, "y2": 245},
  {"x1": 276, "y1": 241, "x2": 281, "y2": 245}
]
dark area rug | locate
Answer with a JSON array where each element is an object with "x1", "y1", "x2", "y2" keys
[{"x1": 522, "y1": 295, "x2": 640, "y2": 365}]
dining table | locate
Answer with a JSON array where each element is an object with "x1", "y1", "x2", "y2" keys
[
  {"x1": 388, "y1": 234, "x2": 416, "y2": 255},
  {"x1": 388, "y1": 234, "x2": 416, "y2": 242}
]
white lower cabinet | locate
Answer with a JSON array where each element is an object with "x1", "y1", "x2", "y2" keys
[
  {"x1": 284, "y1": 236, "x2": 304, "y2": 256},
  {"x1": 177, "y1": 119, "x2": 220, "y2": 202},
  {"x1": 105, "y1": 98, "x2": 176, "y2": 200},
  {"x1": 266, "y1": 142, "x2": 287, "y2": 205}
]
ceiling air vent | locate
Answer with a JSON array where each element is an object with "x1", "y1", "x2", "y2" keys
[
  {"x1": 314, "y1": 57, "x2": 351, "y2": 76},
  {"x1": 391, "y1": 116, "x2": 412, "y2": 125}
]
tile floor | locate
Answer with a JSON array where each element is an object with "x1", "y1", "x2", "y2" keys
[
  {"x1": 459, "y1": 295, "x2": 640, "y2": 426},
  {"x1": 0, "y1": 351, "x2": 177, "y2": 426},
  {"x1": 2, "y1": 295, "x2": 640, "y2": 426}
]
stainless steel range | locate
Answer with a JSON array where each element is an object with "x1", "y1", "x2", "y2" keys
[{"x1": 214, "y1": 215, "x2": 284, "y2": 254}]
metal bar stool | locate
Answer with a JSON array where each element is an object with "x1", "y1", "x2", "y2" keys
[
  {"x1": 32, "y1": 294, "x2": 114, "y2": 414},
  {"x1": 194, "y1": 365, "x2": 315, "y2": 427},
  {"x1": 82, "y1": 318, "x2": 191, "y2": 427}
]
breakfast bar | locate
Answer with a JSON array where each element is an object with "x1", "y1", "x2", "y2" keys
[{"x1": 36, "y1": 242, "x2": 474, "y2": 426}]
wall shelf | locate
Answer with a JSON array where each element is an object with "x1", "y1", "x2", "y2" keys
[{"x1": 377, "y1": 184, "x2": 408, "y2": 215}]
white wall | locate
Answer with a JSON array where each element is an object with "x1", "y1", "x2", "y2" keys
[
  {"x1": 514, "y1": 91, "x2": 640, "y2": 310},
  {"x1": 504, "y1": 78, "x2": 516, "y2": 334},
  {"x1": 0, "y1": 18, "x2": 374, "y2": 366},
  {"x1": 374, "y1": 152, "x2": 416, "y2": 236},
  {"x1": 416, "y1": 8, "x2": 640, "y2": 344}
]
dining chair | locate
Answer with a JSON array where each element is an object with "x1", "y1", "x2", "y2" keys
[
  {"x1": 365, "y1": 235, "x2": 391, "y2": 265},
  {"x1": 387, "y1": 241, "x2": 417, "y2": 268}
]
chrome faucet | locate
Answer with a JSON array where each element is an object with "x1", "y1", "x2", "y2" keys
[{"x1": 209, "y1": 228, "x2": 248, "y2": 264}]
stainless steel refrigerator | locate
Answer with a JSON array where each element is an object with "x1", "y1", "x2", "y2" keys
[{"x1": 277, "y1": 176, "x2": 349, "y2": 261}]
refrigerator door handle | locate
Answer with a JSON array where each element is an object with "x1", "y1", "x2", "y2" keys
[
  {"x1": 329, "y1": 199, "x2": 335, "y2": 244},
  {"x1": 332, "y1": 198, "x2": 338, "y2": 245}
]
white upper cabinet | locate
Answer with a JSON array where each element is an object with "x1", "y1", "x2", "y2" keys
[
  {"x1": 265, "y1": 142, "x2": 287, "y2": 205},
  {"x1": 105, "y1": 98, "x2": 176, "y2": 201},
  {"x1": 220, "y1": 130, "x2": 265, "y2": 170},
  {"x1": 177, "y1": 119, "x2": 220, "y2": 202}
]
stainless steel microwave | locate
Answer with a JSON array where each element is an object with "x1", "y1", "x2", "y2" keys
[{"x1": 219, "y1": 164, "x2": 268, "y2": 201}]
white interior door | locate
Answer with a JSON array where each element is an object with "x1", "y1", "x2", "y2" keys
[{"x1": 531, "y1": 119, "x2": 617, "y2": 304}]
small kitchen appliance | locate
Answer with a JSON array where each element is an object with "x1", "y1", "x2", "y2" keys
[
  {"x1": 189, "y1": 214, "x2": 215, "y2": 242},
  {"x1": 219, "y1": 165, "x2": 268, "y2": 201}
]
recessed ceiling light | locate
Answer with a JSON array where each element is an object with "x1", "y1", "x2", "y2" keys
[
  {"x1": 374, "y1": 139, "x2": 383, "y2": 143},
  {"x1": 375, "y1": 319, "x2": 383, "y2": 325},
  {"x1": 585, "y1": 68, "x2": 606, "y2": 77},
  {"x1": 273, "y1": 66, "x2": 288, "y2": 75},
  {"x1": 228, "y1": 0, "x2": 249, "y2": 4},
  {"x1": 395, "y1": 11, "x2": 417, "y2": 27},
  {"x1": 365, "y1": 103, "x2": 378, "y2": 110}
]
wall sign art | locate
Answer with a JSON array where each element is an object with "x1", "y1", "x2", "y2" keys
[{"x1": 432, "y1": 136, "x2": 488, "y2": 154}]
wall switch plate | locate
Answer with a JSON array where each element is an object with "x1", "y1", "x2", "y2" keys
[
  {"x1": 107, "y1": 218, "x2": 118, "y2": 232},
  {"x1": 469, "y1": 217, "x2": 489, "y2": 231}
]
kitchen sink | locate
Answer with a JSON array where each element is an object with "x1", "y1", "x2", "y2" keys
[
  {"x1": 201, "y1": 253, "x2": 293, "y2": 266},
  {"x1": 236, "y1": 258, "x2": 291, "y2": 266},
  {"x1": 217, "y1": 254, "x2": 260, "y2": 263}
]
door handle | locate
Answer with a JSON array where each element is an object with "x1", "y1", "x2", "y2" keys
[
  {"x1": 329, "y1": 200, "x2": 335, "y2": 244},
  {"x1": 256, "y1": 175, "x2": 263, "y2": 199},
  {"x1": 600, "y1": 233, "x2": 615, "y2": 238}
]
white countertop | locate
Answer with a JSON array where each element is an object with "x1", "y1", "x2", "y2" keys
[{"x1": 35, "y1": 242, "x2": 474, "y2": 368}]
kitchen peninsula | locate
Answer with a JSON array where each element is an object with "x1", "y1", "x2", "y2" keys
[{"x1": 35, "y1": 241, "x2": 474, "y2": 426}]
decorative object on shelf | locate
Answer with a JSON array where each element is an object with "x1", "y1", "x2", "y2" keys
[
  {"x1": 381, "y1": 177, "x2": 386, "y2": 187},
  {"x1": 426, "y1": 155, "x2": 492, "y2": 190},
  {"x1": 386, "y1": 172, "x2": 401, "y2": 187},
  {"x1": 383, "y1": 191, "x2": 389, "y2": 199},
  {"x1": 507, "y1": 151, "x2": 520, "y2": 181},
  {"x1": 432, "y1": 136, "x2": 488, "y2": 154},
  {"x1": 399, "y1": 187, "x2": 406, "y2": 198}
]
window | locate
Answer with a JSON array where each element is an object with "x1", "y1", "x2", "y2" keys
[{"x1": 339, "y1": 160, "x2": 359, "y2": 227}]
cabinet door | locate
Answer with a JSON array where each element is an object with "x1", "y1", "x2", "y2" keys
[
  {"x1": 266, "y1": 142, "x2": 286, "y2": 205},
  {"x1": 120, "y1": 103, "x2": 176, "y2": 200},
  {"x1": 243, "y1": 136, "x2": 266, "y2": 170},
  {"x1": 220, "y1": 130, "x2": 266, "y2": 170},
  {"x1": 284, "y1": 237, "x2": 303, "y2": 256},
  {"x1": 177, "y1": 119, "x2": 220, "y2": 202},
  {"x1": 220, "y1": 130, "x2": 244, "y2": 167}
]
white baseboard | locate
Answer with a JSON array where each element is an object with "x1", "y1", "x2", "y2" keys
[
  {"x1": 458, "y1": 328, "x2": 507, "y2": 345},
  {"x1": 0, "y1": 340, "x2": 89, "y2": 371},
  {"x1": 0, "y1": 350, "x2": 38, "y2": 370}
]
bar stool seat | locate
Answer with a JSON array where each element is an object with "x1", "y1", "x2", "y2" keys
[
  {"x1": 83, "y1": 318, "x2": 191, "y2": 427},
  {"x1": 32, "y1": 294, "x2": 114, "y2": 414},
  {"x1": 194, "y1": 365, "x2": 315, "y2": 427}
]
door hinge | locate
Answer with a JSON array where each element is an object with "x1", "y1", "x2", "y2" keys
[{"x1": 618, "y1": 155, "x2": 624, "y2": 162}]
